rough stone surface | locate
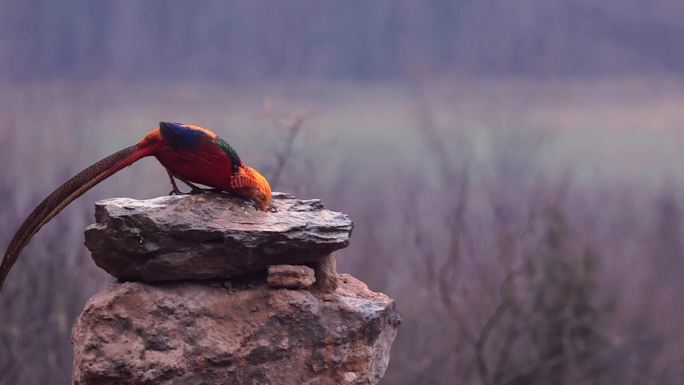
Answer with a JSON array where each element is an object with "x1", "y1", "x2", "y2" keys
[
  {"x1": 71, "y1": 274, "x2": 400, "y2": 385},
  {"x1": 315, "y1": 253, "x2": 339, "y2": 292},
  {"x1": 84, "y1": 192, "x2": 353, "y2": 282},
  {"x1": 267, "y1": 264, "x2": 316, "y2": 289}
]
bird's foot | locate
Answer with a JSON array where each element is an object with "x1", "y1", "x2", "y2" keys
[{"x1": 190, "y1": 187, "x2": 220, "y2": 195}]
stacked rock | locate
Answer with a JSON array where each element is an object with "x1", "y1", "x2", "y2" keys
[{"x1": 71, "y1": 192, "x2": 400, "y2": 385}]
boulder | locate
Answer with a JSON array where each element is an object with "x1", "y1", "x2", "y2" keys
[
  {"x1": 71, "y1": 274, "x2": 401, "y2": 385},
  {"x1": 84, "y1": 192, "x2": 352, "y2": 283}
]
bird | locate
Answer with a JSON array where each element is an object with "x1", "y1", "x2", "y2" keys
[{"x1": 0, "y1": 122, "x2": 272, "y2": 291}]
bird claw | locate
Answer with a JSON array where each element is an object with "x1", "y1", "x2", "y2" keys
[{"x1": 190, "y1": 187, "x2": 218, "y2": 195}]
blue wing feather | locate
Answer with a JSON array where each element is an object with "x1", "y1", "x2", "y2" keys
[{"x1": 159, "y1": 121, "x2": 209, "y2": 150}]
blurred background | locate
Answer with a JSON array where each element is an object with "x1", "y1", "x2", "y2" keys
[{"x1": 2, "y1": 1, "x2": 684, "y2": 384}]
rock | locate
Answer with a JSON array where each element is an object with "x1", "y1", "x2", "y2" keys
[
  {"x1": 267, "y1": 264, "x2": 316, "y2": 289},
  {"x1": 84, "y1": 192, "x2": 353, "y2": 282},
  {"x1": 314, "y1": 254, "x2": 338, "y2": 292},
  {"x1": 71, "y1": 274, "x2": 401, "y2": 385}
]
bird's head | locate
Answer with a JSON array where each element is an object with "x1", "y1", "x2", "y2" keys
[{"x1": 231, "y1": 166, "x2": 272, "y2": 211}]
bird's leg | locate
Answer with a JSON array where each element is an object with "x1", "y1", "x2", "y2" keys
[
  {"x1": 167, "y1": 171, "x2": 213, "y2": 195},
  {"x1": 178, "y1": 177, "x2": 215, "y2": 195},
  {"x1": 166, "y1": 169, "x2": 183, "y2": 195}
]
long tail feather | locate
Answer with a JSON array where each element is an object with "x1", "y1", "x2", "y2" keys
[{"x1": 0, "y1": 144, "x2": 151, "y2": 291}]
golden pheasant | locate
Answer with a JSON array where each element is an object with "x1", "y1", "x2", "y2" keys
[{"x1": 0, "y1": 122, "x2": 272, "y2": 291}]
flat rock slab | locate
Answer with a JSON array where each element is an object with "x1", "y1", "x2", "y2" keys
[
  {"x1": 84, "y1": 192, "x2": 353, "y2": 282},
  {"x1": 72, "y1": 274, "x2": 401, "y2": 385}
]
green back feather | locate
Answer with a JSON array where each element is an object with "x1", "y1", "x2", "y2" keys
[{"x1": 215, "y1": 136, "x2": 242, "y2": 174}]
